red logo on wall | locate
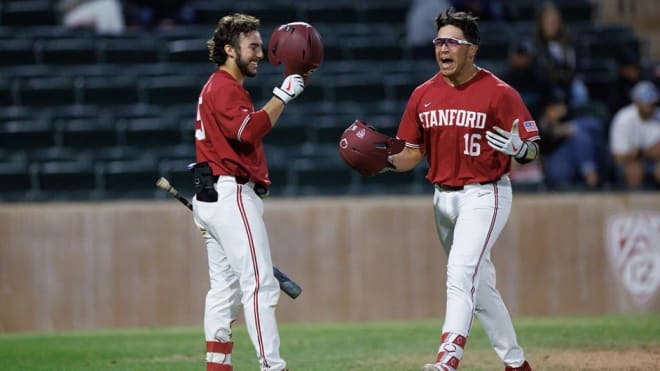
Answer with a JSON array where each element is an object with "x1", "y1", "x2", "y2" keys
[{"x1": 606, "y1": 211, "x2": 660, "y2": 307}]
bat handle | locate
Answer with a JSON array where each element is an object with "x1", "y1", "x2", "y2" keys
[{"x1": 273, "y1": 266, "x2": 302, "y2": 299}]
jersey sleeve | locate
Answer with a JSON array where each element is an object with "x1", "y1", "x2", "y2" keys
[
  {"x1": 210, "y1": 86, "x2": 272, "y2": 144},
  {"x1": 494, "y1": 85, "x2": 540, "y2": 142},
  {"x1": 396, "y1": 87, "x2": 424, "y2": 149}
]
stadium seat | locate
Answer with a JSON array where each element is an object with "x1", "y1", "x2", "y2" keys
[
  {"x1": 0, "y1": 77, "x2": 11, "y2": 105},
  {"x1": 26, "y1": 146, "x2": 80, "y2": 163},
  {"x1": 1, "y1": 0, "x2": 57, "y2": 27},
  {"x1": 166, "y1": 39, "x2": 208, "y2": 64},
  {"x1": 0, "y1": 158, "x2": 30, "y2": 193},
  {"x1": 37, "y1": 160, "x2": 96, "y2": 192},
  {"x1": 0, "y1": 39, "x2": 37, "y2": 66},
  {"x1": 0, "y1": 119, "x2": 54, "y2": 150},
  {"x1": 191, "y1": 2, "x2": 240, "y2": 25},
  {"x1": 238, "y1": 4, "x2": 298, "y2": 28},
  {"x1": 476, "y1": 36, "x2": 510, "y2": 60},
  {"x1": 361, "y1": 167, "x2": 418, "y2": 188},
  {"x1": 333, "y1": 78, "x2": 386, "y2": 102},
  {"x1": 101, "y1": 159, "x2": 159, "y2": 196},
  {"x1": 294, "y1": 158, "x2": 355, "y2": 195},
  {"x1": 18, "y1": 76, "x2": 76, "y2": 106},
  {"x1": 558, "y1": 1, "x2": 594, "y2": 22},
  {"x1": 99, "y1": 37, "x2": 160, "y2": 64},
  {"x1": 139, "y1": 76, "x2": 202, "y2": 105},
  {"x1": 263, "y1": 121, "x2": 309, "y2": 148},
  {"x1": 123, "y1": 117, "x2": 184, "y2": 147},
  {"x1": 39, "y1": 38, "x2": 97, "y2": 65},
  {"x1": 55, "y1": 117, "x2": 118, "y2": 149},
  {"x1": 80, "y1": 75, "x2": 140, "y2": 106},
  {"x1": 361, "y1": 3, "x2": 409, "y2": 23},
  {"x1": 302, "y1": 3, "x2": 360, "y2": 24},
  {"x1": 386, "y1": 80, "x2": 418, "y2": 102}
]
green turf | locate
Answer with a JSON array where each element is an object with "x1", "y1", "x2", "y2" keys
[{"x1": 0, "y1": 314, "x2": 658, "y2": 370}]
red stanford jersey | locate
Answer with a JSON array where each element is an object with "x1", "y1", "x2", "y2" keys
[
  {"x1": 396, "y1": 68, "x2": 540, "y2": 186},
  {"x1": 195, "y1": 70, "x2": 273, "y2": 186}
]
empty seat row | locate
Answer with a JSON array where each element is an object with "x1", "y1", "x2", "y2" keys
[
  {"x1": 0, "y1": 117, "x2": 193, "y2": 151},
  {"x1": 0, "y1": 146, "x2": 429, "y2": 200}
]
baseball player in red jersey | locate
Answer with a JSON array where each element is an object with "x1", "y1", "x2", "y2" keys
[
  {"x1": 386, "y1": 9, "x2": 539, "y2": 371},
  {"x1": 191, "y1": 14, "x2": 304, "y2": 371}
]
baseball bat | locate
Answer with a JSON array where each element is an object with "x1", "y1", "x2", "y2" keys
[{"x1": 155, "y1": 177, "x2": 302, "y2": 299}]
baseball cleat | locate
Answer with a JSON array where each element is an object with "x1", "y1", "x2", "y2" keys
[{"x1": 505, "y1": 360, "x2": 532, "y2": 371}]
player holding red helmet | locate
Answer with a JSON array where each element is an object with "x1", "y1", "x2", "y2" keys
[
  {"x1": 386, "y1": 9, "x2": 538, "y2": 371},
  {"x1": 192, "y1": 14, "x2": 320, "y2": 371}
]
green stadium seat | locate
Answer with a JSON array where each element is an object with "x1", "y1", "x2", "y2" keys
[
  {"x1": 140, "y1": 76, "x2": 202, "y2": 105},
  {"x1": 294, "y1": 157, "x2": 355, "y2": 195},
  {"x1": 101, "y1": 159, "x2": 159, "y2": 196},
  {"x1": 123, "y1": 117, "x2": 184, "y2": 147},
  {"x1": 1, "y1": 0, "x2": 57, "y2": 27},
  {"x1": 166, "y1": 39, "x2": 208, "y2": 63},
  {"x1": 40, "y1": 39, "x2": 97, "y2": 65},
  {"x1": 81, "y1": 75, "x2": 140, "y2": 106},
  {"x1": 0, "y1": 159, "x2": 30, "y2": 193},
  {"x1": 303, "y1": 4, "x2": 360, "y2": 24},
  {"x1": 333, "y1": 79, "x2": 386, "y2": 102},
  {"x1": 99, "y1": 37, "x2": 160, "y2": 64},
  {"x1": 37, "y1": 160, "x2": 96, "y2": 192},
  {"x1": 18, "y1": 76, "x2": 76, "y2": 106},
  {"x1": 0, "y1": 39, "x2": 36, "y2": 66},
  {"x1": 0, "y1": 119, "x2": 54, "y2": 150},
  {"x1": 55, "y1": 118, "x2": 118, "y2": 149}
]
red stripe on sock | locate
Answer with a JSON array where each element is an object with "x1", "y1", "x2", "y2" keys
[
  {"x1": 207, "y1": 362, "x2": 233, "y2": 371},
  {"x1": 206, "y1": 341, "x2": 233, "y2": 354}
]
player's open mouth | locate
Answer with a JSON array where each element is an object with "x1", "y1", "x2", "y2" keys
[{"x1": 440, "y1": 58, "x2": 454, "y2": 69}]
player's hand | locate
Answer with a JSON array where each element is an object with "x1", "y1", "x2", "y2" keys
[
  {"x1": 486, "y1": 119, "x2": 527, "y2": 158},
  {"x1": 273, "y1": 74, "x2": 304, "y2": 104}
]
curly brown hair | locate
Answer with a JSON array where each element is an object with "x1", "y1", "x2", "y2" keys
[
  {"x1": 435, "y1": 8, "x2": 480, "y2": 45},
  {"x1": 207, "y1": 13, "x2": 261, "y2": 67}
]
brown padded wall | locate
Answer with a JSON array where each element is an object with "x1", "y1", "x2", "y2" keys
[{"x1": 1, "y1": 194, "x2": 658, "y2": 332}]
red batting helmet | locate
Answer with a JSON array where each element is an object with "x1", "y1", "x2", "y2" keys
[
  {"x1": 338, "y1": 120, "x2": 405, "y2": 177},
  {"x1": 268, "y1": 22, "x2": 324, "y2": 77}
]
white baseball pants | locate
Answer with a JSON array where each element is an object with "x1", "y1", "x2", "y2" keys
[
  {"x1": 193, "y1": 176, "x2": 286, "y2": 371},
  {"x1": 432, "y1": 175, "x2": 526, "y2": 366}
]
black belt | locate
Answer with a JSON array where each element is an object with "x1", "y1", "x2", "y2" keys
[
  {"x1": 213, "y1": 175, "x2": 270, "y2": 198},
  {"x1": 212, "y1": 175, "x2": 250, "y2": 184},
  {"x1": 434, "y1": 178, "x2": 500, "y2": 191}
]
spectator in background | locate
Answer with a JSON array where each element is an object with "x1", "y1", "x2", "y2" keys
[
  {"x1": 58, "y1": 0, "x2": 125, "y2": 34},
  {"x1": 609, "y1": 81, "x2": 660, "y2": 189},
  {"x1": 538, "y1": 89, "x2": 604, "y2": 189},
  {"x1": 503, "y1": 38, "x2": 549, "y2": 188},
  {"x1": 124, "y1": 0, "x2": 194, "y2": 31},
  {"x1": 502, "y1": 38, "x2": 550, "y2": 118},
  {"x1": 533, "y1": 1, "x2": 589, "y2": 109},
  {"x1": 608, "y1": 51, "x2": 643, "y2": 116},
  {"x1": 407, "y1": 0, "x2": 451, "y2": 60}
]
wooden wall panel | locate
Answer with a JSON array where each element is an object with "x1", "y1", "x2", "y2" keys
[{"x1": 1, "y1": 193, "x2": 659, "y2": 332}]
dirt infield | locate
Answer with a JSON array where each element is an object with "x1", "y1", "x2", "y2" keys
[{"x1": 461, "y1": 346, "x2": 660, "y2": 371}]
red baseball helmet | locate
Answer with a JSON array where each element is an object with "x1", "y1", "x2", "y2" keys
[
  {"x1": 268, "y1": 22, "x2": 324, "y2": 78},
  {"x1": 338, "y1": 120, "x2": 405, "y2": 176}
]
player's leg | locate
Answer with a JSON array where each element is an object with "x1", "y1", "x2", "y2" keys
[
  {"x1": 426, "y1": 178, "x2": 513, "y2": 370},
  {"x1": 474, "y1": 253, "x2": 527, "y2": 368},
  {"x1": 219, "y1": 183, "x2": 285, "y2": 371},
  {"x1": 424, "y1": 189, "x2": 464, "y2": 371},
  {"x1": 193, "y1": 205, "x2": 241, "y2": 371}
]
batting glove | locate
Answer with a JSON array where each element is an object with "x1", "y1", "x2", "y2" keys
[
  {"x1": 273, "y1": 74, "x2": 304, "y2": 104},
  {"x1": 486, "y1": 119, "x2": 527, "y2": 158}
]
